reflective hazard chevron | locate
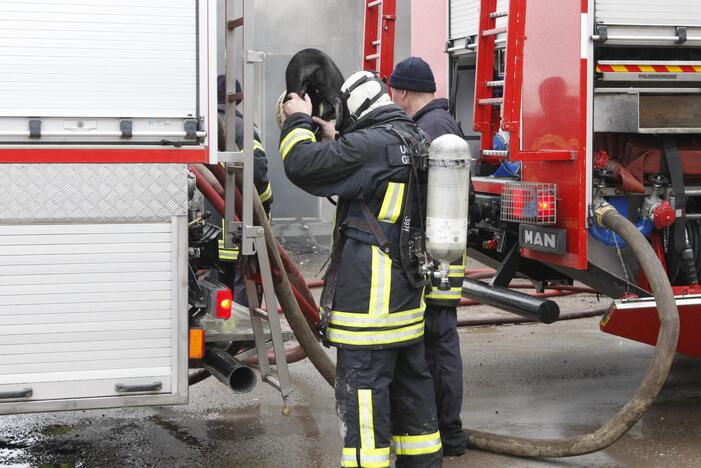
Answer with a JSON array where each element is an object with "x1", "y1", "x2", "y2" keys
[{"x1": 596, "y1": 63, "x2": 701, "y2": 73}]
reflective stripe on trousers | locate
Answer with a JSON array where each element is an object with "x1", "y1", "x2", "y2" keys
[
  {"x1": 425, "y1": 287, "x2": 462, "y2": 301},
  {"x1": 392, "y1": 430, "x2": 442, "y2": 456}
]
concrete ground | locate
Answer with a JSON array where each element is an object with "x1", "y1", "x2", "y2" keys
[{"x1": 1, "y1": 244, "x2": 701, "y2": 467}]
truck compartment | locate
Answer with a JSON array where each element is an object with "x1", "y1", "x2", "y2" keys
[
  {"x1": 0, "y1": 0, "x2": 206, "y2": 145},
  {"x1": 0, "y1": 165, "x2": 188, "y2": 414}
]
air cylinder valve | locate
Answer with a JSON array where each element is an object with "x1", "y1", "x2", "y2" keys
[{"x1": 425, "y1": 134, "x2": 472, "y2": 290}]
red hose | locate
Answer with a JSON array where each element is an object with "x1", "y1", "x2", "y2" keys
[
  {"x1": 242, "y1": 342, "x2": 307, "y2": 366},
  {"x1": 190, "y1": 166, "x2": 321, "y2": 325},
  {"x1": 190, "y1": 165, "x2": 225, "y2": 216},
  {"x1": 206, "y1": 164, "x2": 320, "y2": 323}
]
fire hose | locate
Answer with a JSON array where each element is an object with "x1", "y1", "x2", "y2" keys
[
  {"x1": 192, "y1": 168, "x2": 680, "y2": 458},
  {"x1": 461, "y1": 203, "x2": 680, "y2": 458},
  {"x1": 190, "y1": 164, "x2": 335, "y2": 385}
]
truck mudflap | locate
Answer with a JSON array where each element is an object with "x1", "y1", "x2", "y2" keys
[{"x1": 601, "y1": 287, "x2": 701, "y2": 357}]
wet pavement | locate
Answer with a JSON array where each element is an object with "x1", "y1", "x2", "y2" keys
[{"x1": 1, "y1": 247, "x2": 701, "y2": 467}]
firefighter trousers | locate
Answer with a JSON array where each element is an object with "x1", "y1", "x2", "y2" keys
[
  {"x1": 424, "y1": 305, "x2": 465, "y2": 454},
  {"x1": 335, "y1": 341, "x2": 443, "y2": 468}
]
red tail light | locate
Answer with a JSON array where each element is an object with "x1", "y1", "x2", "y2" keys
[
  {"x1": 215, "y1": 289, "x2": 233, "y2": 320},
  {"x1": 501, "y1": 183, "x2": 557, "y2": 225}
]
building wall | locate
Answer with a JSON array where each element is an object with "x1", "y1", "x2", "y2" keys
[{"x1": 410, "y1": 0, "x2": 449, "y2": 98}]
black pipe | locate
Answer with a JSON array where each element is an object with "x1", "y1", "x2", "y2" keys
[
  {"x1": 462, "y1": 277, "x2": 560, "y2": 324},
  {"x1": 203, "y1": 348, "x2": 257, "y2": 394}
]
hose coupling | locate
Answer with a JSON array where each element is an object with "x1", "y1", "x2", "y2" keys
[{"x1": 593, "y1": 200, "x2": 617, "y2": 227}]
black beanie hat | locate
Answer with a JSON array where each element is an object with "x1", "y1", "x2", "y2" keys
[{"x1": 389, "y1": 57, "x2": 437, "y2": 93}]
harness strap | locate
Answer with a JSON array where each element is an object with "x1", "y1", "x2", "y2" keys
[{"x1": 319, "y1": 227, "x2": 348, "y2": 340}]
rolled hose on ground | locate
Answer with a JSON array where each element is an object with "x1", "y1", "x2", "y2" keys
[{"x1": 462, "y1": 203, "x2": 680, "y2": 458}]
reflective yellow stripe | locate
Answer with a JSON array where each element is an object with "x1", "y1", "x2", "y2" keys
[
  {"x1": 426, "y1": 287, "x2": 462, "y2": 300},
  {"x1": 392, "y1": 431, "x2": 442, "y2": 456},
  {"x1": 448, "y1": 263, "x2": 466, "y2": 277},
  {"x1": 327, "y1": 322, "x2": 424, "y2": 346},
  {"x1": 279, "y1": 128, "x2": 316, "y2": 160},
  {"x1": 639, "y1": 65, "x2": 656, "y2": 72},
  {"x1": 377, "y1": 182, "x2": 405, "y2": 223},
  {"x1": 219, "y1": 219, "x2": 239, "y2": 260},
  {"x1": 359, "y1": 447, "x2": 390, "y2": 467},
  {"x1": 611, "y1": 65, "x2": 628, "y2": 72},
  {"x1": 341, "y1": 448, "x2": 359, "y2": 467},
  {"x1": 329, "y1": 309, "x2": 424, "y2": 328},
  {"x1": 369, "y1": 246, "x2": 392, "y2": 316},
  {"x1": 359, "y1": 389, "x2": 375, "y2": 449},
  {"x1": 253, "y1": 140, "x2": 265, "y2": 153},
  {"x1": 259, "y1": 182, "x2": 273, "y2": 203}
]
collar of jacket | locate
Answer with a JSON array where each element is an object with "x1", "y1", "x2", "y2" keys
[
  {"x1": 346, "y1": 104, "x2": 414, "y2": 133},
  {"x1": 413, "y1": 98, "x2": 450, "y2": 123}
]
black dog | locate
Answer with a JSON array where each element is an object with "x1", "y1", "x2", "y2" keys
[{"x1": 285, "y1": 48, "x2": 344, "y2": 122}]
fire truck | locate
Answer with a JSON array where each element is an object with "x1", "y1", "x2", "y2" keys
[
  {"x1": 444, "y1": 0, "x2": 701, "y2": 357},
  {"x1": 0, "y1": 0, "x2": 302, "y2": 416}
]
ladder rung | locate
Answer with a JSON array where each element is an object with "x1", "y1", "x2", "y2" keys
[
  {"x1": 483, "y1": 26, "x2": 508, "y2": 37},
  {"x1": 227, "y1": 17, "x2": 243, "y2": 31},
  {"x1": 490, "y1": 11, "x2": 509, "y2": 19},
  {"x1": 368, "y1": 0, "x2": 382, "y2": 7},
  {"x1": 365, "y1": 53, "x2": 380, "y2": 61},
  {"x1": 372, "y1": 40, "x2": 381, "y2": 46},
  {"x1": 253, "y1": 308, "x2": 269, "y2": 320},
  {"x1": 264, "y1": 375, "x2": 281, "y2": 391},
  {"x1": 479, "y1": 97, "x2": 504, "y2": 105},
  {"x1": 486, "y1": 80, "x2": 505, "y2": 87},
  {"x1": 482, "y1": 150, "x2": 509, "y2": 157}
]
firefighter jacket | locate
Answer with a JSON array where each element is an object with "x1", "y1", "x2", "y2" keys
[
  {"x1": 414, "y1": 98, "x2": 466, "y2": 308},
  {"x1": 218, "y1": 110, "x2": 273, "y2": 262},
  {"x1": 280, "y1": 105, "x2": 426, "y2": 350}
]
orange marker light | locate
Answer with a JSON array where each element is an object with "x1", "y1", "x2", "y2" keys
[{"x1": 189, "y1": 328, "x2": 205, "y2": 359}]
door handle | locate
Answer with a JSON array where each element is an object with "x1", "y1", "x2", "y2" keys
[
  {"x1": 115, "y1": 382, "x2": 162, "y2": 393},
  {"x1": 0, "y1": 388, "x2": 33, "y2": 400}
]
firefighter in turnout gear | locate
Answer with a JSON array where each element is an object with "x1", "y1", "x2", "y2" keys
[
  {"x1": 281, "y1": 71, "x2": 442, "y2": 467},
  {"x1": 216, "y1": 75, "x2": 273, "y2": 306},
  {"x1": 390, "y1": 57, "x2": 467, "y2": 457}
]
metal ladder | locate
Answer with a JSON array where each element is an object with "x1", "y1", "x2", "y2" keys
[
  {"x1": 221, "y1": 0, "x2": 291, "y2": 412},
  {"x1": 473, "y1": 0, "x2": 520, "y2": 163},
  {"x1": 362, "y1": 0, "x2": 397, "y2": 82}
]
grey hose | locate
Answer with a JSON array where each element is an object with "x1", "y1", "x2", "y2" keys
[
  {"x1": 463, "y1": 203, "x2": 680, "y2": 457},
  {"x1": 237, "y1": 171, "x2": 337, "y2": 386}
]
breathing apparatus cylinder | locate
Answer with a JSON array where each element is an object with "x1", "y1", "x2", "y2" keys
[{"x1": 425, "y1": 134, "x2": 472, "y2": 289}]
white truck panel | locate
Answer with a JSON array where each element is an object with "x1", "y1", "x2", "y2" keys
[
  {"x1": 0, "y1": 0, "x2": 196, "y2": 118},
  {"x1": 450, "y1": 0, "x2": 508, "y2": 40},
  {"x1": 0, "y1": 376, "x2": 172, "y2": 402},
  {"x1": 0, "y1": 0, "x2": 213, "y2": 145},
  {"x1": 0, "y1": 220, "x2": 187, "y2": 412},
  {"x1": 595, "y1": 0, "x2": 701, "y2": 27}
]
